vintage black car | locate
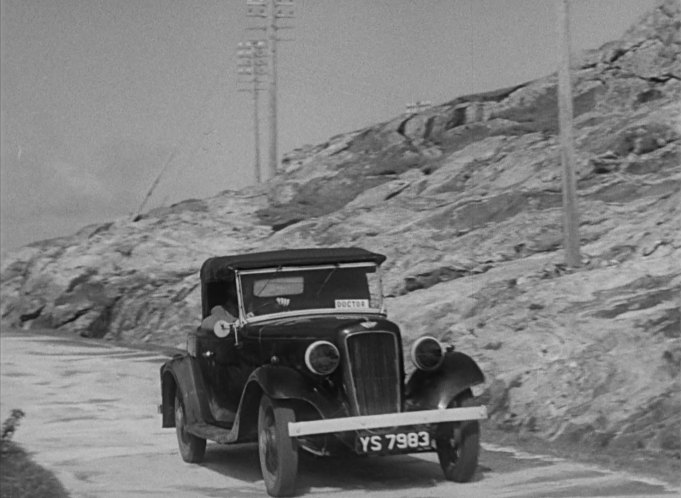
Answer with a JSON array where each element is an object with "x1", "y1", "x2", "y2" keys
[{"x1": 159, "y1": 247, "x2": 487, "y2": 496}]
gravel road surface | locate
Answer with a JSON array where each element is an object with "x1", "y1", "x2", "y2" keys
[{"x1": 1, "y1": 331, "x2": 677, "y2": 498}]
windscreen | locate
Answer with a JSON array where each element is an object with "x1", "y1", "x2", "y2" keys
[{"x1": 239, "y1": 264, "x2": 382, "y2": 317}]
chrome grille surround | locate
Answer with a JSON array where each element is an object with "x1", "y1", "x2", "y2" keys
[{"x1": 343, "y1": 330, "x2": 401, "y2": 416}]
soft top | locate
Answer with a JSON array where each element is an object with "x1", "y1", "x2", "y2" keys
[{"x1": 200, "y1": 247, "x2": 386, "y2": 283}]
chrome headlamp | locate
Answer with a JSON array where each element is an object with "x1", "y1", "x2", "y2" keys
[
  {"x1": 305, "y1": 340, "x2": 340, "y2": 376},
  {"x1": 410, "y1": 336, "x2": 445, "y2": 371}
]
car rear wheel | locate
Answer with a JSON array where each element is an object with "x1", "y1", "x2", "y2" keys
[
  {"x1": 258, "y1": 395, "x2": 298, "y2": 497},
  {"x1": 435, "y1": 392, "x2": 480, "y2": 482},
  {"x1": 175, "y1": 393, "x2": 206, "y2": 463}
]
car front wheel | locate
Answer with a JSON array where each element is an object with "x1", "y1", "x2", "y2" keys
[
  {"x1": 435, "y1": 392, "x2": 480, "y2": 482},
  {"x1": 258, "y1": 395, "x2": 298, "y2": 497},
  {"x1": 175, "y1": 392, "x2": 206, "y2": 463}
]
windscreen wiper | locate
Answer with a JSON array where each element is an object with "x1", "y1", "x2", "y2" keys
[{"x1": 316, "y1": 264, "x2": 339, "y2": 297}]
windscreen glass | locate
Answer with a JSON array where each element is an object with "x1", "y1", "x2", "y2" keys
[{"x1": 240, "y1": 264, "x2": 382, "y2": 317}]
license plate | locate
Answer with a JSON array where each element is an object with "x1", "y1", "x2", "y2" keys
[{"x1": 357, "y1": 430, "x2": 431, "y2": 454}]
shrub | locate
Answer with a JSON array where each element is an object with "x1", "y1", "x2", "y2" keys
[
  {"x1": 0, "y1": 409, "x2": 70, "y2": 498},
  {"x1": 1, "y1": 409, "x2": 25, "y2": 450}
]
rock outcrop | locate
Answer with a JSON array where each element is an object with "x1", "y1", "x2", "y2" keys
[{"x1": 2, "y1": 0, "x2": 680, "y2": 458}]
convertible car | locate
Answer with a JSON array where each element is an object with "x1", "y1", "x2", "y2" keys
[{"x1": 159, "y1": 247, "x2": 487, "y2": 496}]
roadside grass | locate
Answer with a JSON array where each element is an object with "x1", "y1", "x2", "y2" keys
[{"x1": 0, "y1": 409, "x2": 70, "y2": 498}]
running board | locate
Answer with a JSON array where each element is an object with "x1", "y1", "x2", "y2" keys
[{"x1": 187, "y1": 422, "x2": 238, "y2": 444}]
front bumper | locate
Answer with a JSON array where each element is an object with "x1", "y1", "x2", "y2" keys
[{"x1": 287, "y1": 405, "x2": 488, "y2": 437}]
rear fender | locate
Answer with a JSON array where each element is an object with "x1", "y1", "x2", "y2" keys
[
  {"x1": 160, "y1": 354, "x2": 211, "y2": 427},
  {"x1": 405, "y1": 351, "x2": 485, "y2": 410}
]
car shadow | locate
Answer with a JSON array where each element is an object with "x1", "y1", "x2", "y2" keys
[
  {"x1": 297, "y1": 453, "x2": 444, "y2": 494},
  {"x1": 200, "y1": 443, "x2": 262, "y2": 483},
  {"x1": 199, "y1": 443, "x2": 487, "y2": 496}
]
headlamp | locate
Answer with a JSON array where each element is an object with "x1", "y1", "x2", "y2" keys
[
  {"x1": 305, "y1": 340, "x2": 340, "y2": 376},
  {"x1": 410, "y1": 336, "x2": 445, "y2": 371}
]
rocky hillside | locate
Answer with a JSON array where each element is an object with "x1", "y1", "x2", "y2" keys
[{"x1": 2, "y1": 1, "x2": 680, "y2": 460}]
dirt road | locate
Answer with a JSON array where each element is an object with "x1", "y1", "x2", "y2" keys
[{"x1": 1, "y1": 330, "x2": 677, "y2": 497}]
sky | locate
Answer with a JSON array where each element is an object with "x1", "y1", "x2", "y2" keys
[{"x1": 0, "y1": 0, "x2": 657, "y2": 251}]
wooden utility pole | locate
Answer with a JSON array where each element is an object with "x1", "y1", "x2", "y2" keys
[
  {"x1": 253, "y1": 73, "x2": 262, "y2": 183},
  {"x1": 556, "y1": 0, "x2": 581, "y2": 267},
  {"x1": 246, "y1": 0, "x2": 294, "y2": 180},
  {"x1": 266, "y1": 0, "x2": 279, "y2": 180},
  {"x1": 237, "y1": 40, "x2": 267, "y2": 183}
]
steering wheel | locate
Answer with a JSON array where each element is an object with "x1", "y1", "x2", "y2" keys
[{"x1": 249, "y1": 297, "x2": 290, "y2": 315}]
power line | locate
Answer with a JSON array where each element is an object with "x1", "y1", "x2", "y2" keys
[
  {"x1": 133, "y1": 60, "x2": 231, "y2": 217},
  {"x1": 133, "y1": 150, "x2": 177, "y2": 219},
  {"x1": 405, "y1": 101, "x2": 433, "y2": 114}
]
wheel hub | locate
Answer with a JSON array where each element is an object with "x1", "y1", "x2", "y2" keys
[
  {"x1": 176, "y1": 403, "x2": 188, "y2": 443},
  {"x1": 261, "y1": 410, "x2": 278, "y2": 473}
]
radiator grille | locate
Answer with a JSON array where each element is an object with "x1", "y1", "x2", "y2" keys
[{"x1": 345, "y1": 332, "x2": 400, "y2": 415}]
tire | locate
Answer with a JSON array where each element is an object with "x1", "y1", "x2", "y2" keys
[
  {"x1": 435, "y1": 393, "x2": 480, "y2": 482},
  {"x1": 258, "y1": 395, "x2": 299, "y2": 497},
  {"x1": 175, "y1": 393, "x2": 206, "y2": 463}
]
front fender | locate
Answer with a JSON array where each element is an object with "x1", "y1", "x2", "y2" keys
[
  {"x1": 405, "y1": 351, "x2": 485, "y2": 410},
  {"x1": 230, "y1": 365, "x2": 348, "y2": 443},
  {"x1": 160, "y1": 354, "x2": 211, "y2": 427},
  {"x1": 247, "y1": 365, "x2": 344, "y2": 418}
]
